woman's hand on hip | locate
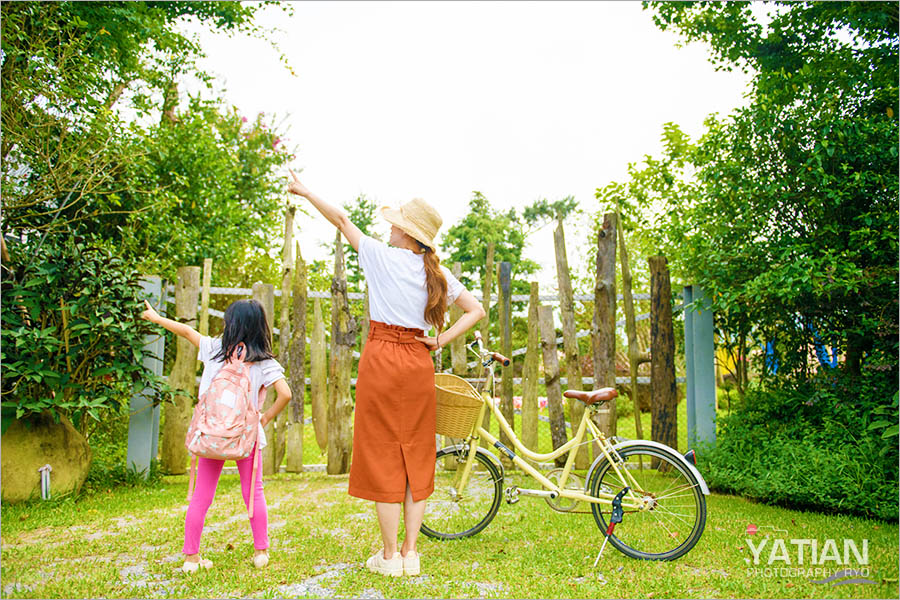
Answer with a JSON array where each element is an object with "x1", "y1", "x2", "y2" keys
[{"x1": 415, "y1": 335, "x2": 441, "y2": 353}]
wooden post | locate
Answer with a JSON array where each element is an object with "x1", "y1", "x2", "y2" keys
[
  {"x1": 361, "y1": 286, "x2": 370, "y2": 354},
  {"x1": 328, "y1": 231, "x2": 356, "y2": 474},
  {"x1": 275, "y1": 205, "x2": 295, "y2": 471},
  {"x1": 199, "y1": 259, "x2": 212, "y2": 336},
  {"x1": 521, "y1": 282, "x2": 540, "y2": 452},
  {"x1": 127, "y1": 276, "x2": 165, "y2": 477},
  {"x1": 539, "y1": 305, "x2": 568, "y2": 467},
  {"x1": 196, "y1": 258, "x2": 212, "y2": 372},
  {"x1": 617, "y1": 211, "x2": 645, "y2": 441},
  {"x1": 253, "y1": 282, "x2": 277, "y2": 475},
  {"x1": 161, "y1": 266, "x2": 200, "y2": 474},
  {"x1": 310, "y1": 297, "x2": 328, "y2": 451},
  {"x1": 449, "y1": 263, "x2": 466, "y2": 376},
  {"x1": 592, "y1": 212, "x2": 617, "y2": 439},
  {"x1": 650, "y1": 256, "x2": 678, "y2": 456},
  {"x1": 480, "y1": 242, "x2": 495, "y2": 345},
  {"x1": 554, "y1": 218, "x2": 589, "y2": 468},
  {"x1": 478, "y1": 242, "x2": 495, "y2": 444},
  {"x1": 287, "y1": 238, "x2": 308, "y2": 472},
  {"x1": 498, "y1": 262, "x2": 514, "y2": 452}
]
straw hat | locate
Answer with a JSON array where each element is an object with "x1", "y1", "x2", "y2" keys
[{"x1": 381, "y1": 198, "x2": 443, "y2": 251}]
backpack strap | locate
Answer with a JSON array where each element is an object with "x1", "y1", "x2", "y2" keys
[
  {"x1": 248, "y1": 440, "x2": 258, "y2": 519},
  {"x1": 187, "y1": 454, "x2": 198, "y2": 502}
]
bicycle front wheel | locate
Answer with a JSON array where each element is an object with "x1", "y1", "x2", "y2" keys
[
  {"x1": 421, "y1": 446, "x2": 503, "y2": 540},
  {"x1": 588, "y1": 445, "x2": 706, "y2": 560}
]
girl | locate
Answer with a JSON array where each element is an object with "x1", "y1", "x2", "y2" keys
[
  {"x1": 288, "y1": 170, "x2": 484, "y2": 577},
  {"x1": 141, "y1": 298, "x2": 292, "y2": 572}
]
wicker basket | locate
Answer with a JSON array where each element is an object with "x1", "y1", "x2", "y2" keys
[{"x1": 435, "y1": 373, "x2": 483, "y2": 438}]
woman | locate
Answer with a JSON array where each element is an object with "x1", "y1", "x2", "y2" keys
[{"x1": 288, "y1": 170, "x2": 484, "y2": 577}]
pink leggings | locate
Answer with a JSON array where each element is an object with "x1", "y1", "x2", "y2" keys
[{"x1": 183, "y1": 451, "x2": 268, "y2": 555}]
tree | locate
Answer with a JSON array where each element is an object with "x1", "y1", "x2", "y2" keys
[
  {"x1": 609, "y1": 1, "x2": 899, "y2": 382},
  {"x1": 1, "y1": 1, "x2": 293, "y2": 278},
  {"x1": 440, "y1": 192, "x2": 539, "y2": 294}
]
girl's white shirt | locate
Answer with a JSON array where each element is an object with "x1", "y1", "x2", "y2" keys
[
  {"x1": 197, "y1": 336, "x2": 285, "y2": 449},
  {"x1": 358, "y1": 235, "x2": 465, "y2": 331}
]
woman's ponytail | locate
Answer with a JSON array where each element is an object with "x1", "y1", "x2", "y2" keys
[{"x1": 419, "y1": 242, "x2": 448, "y2": 331}]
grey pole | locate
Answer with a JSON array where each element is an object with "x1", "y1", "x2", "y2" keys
[
  {"x1": 126, "y1": 276, "x2": 166, "y2": 477},
  {"x1": 690, "y1": 285, "x2": 716, "y2": 446},
  {"x1": 683, "y1": 285, "x2": 696, "y2": 448}
]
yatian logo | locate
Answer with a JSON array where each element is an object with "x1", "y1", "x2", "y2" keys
[{"x1": 743, "y1": 523, "x2": 875, "y2": 586}]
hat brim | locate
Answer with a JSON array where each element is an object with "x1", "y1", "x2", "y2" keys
[{"x1": 380, "y1": 206, "x2": 436, "y2": 250}]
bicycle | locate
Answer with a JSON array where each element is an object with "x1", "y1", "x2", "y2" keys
[{"x1": 421, "y1": 332, "x2": 710, "y2": 561}]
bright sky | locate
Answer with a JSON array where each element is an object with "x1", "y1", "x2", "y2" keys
[{"x1": 184, "y1": 1, "x2": 751, "y2": 290}]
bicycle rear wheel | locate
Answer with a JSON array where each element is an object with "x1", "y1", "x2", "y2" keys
[
  {"x1": 421, "y1": 446, "x2": 503, "y2": 540},
  {"x1": 588, "y1": 445, "x2": 706, "y2": 560}
]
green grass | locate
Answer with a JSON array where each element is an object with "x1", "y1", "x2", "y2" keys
[
  {"x1": 9, "y1": 399, "x2": 890, "y2": 598},
  {"x1": 1, "y1": 470, "x2": 897, "y2": 599}
]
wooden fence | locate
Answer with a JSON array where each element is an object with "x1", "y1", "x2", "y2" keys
[{"x1": 127, "y1": 209, "x2": 716, "y2": 478}]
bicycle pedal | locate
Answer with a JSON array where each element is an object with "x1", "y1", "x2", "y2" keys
[{"x1": 504, "y1": 486, "x2": 520, "y2": 504}]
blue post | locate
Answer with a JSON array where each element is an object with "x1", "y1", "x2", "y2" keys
[
  {"x1": 683, "y1": 286, "x2": 696, "y2": 448},
  {"x1": 126, "y1": 276, "x2": 165, "y2": 477},
  {"x1": 687, "y1": 286, "x2": 716, "y2": 447}
]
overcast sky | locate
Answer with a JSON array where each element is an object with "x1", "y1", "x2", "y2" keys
[{"x1": 184, "y1": 1, "x2": 752, "y2": 289}]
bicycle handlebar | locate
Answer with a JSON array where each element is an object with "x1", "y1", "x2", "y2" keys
[
  {"x1": 468, "y1": 332, "x2": 511, "y2": 366},
  {"x1": 491, "y1": 352, "x2": 511, "y2": 367}
]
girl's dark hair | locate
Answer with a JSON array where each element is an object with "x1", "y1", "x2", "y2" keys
[{"x1": 212, "y1": 299, "x2": 274, "y2": 363}]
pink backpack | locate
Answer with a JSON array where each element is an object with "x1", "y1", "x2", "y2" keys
[{"x1": 185, "y1": 343, "x2": 261, "y2": 517}]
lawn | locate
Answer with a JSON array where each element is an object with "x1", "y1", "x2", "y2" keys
[
  {"x1": 2, "y1": 469, "x2": 897, "y2": 599},
  {"x1": 3, "y1": 400, "x2": 896, "y2": 599}
]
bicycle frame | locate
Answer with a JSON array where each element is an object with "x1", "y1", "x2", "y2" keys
[{"x1": 452, "y1": 340, "x2": 652, "y2": 512}]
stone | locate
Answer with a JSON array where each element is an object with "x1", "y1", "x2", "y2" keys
[{"x1": 1, "y1": 413, "x2": 92, "y2": 503}]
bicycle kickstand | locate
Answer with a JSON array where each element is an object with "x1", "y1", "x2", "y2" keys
[{"x1": 594, "y1": 487, "x2": 629, "y2": 567}]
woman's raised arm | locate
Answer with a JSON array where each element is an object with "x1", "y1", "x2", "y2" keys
[{"x1": 288, "y1": 169, "x2": 363, "y2": 251}]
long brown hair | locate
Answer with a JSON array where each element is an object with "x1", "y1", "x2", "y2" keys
[{"x1": 418, "y1": 241, "x2": 448, "y2": 331}]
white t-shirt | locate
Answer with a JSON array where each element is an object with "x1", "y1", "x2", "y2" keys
[
  {"x1": 358, "y1": 235, "x2": 465, "y2": 331},
  {"x1": 198, "y1": 336, "x2": 285, "y2": 449}
]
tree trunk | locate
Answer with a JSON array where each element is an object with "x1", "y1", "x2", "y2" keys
[
  {"x1": 617, "y1": 211, "x2": 644, "y2": 441},
  {"x1": 327, "y1": 231, "x2": 356, "y2": 474},
  {"x1": 649, "y1": 256, "x2": 677, "y2": 458},
  {"x1": 554, "y1": 218, "x2": 589, "y2": 468},
  {"x1": 539, "y1": 305, "x2": 568, "y2": 467},
  {"x1": 162, "y1": 266, "x2": 200, "y2": 474},
  {"x1": 592, "y1": 212, "x2": 617, "y2": 440}
]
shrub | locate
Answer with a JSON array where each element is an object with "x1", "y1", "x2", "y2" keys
[
  {"x1": 697, "y1": 372, "x2": 899, "y2": 521},
  {"x1": 1, "y1": 236, "x2": 171, "y2": 438}
]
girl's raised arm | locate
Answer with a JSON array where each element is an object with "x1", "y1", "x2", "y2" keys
[
  {"x1": 288, "y1": 170, "x2": 363, "y2": 251},
  {"x1": 141, "y1": 300, "x2": 202, "y2": 348}
]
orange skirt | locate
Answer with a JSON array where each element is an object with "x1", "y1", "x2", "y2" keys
[{"x1": 348, "y1": 321, "x2": 436, "y2": 503}]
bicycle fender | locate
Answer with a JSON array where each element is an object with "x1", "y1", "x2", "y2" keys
[
  {"x1": 439, "y1": 444, "x2": 505, "y2": 481},
  {"x1": 584, "y1": 440, "x2": 710, "y2": 496}
]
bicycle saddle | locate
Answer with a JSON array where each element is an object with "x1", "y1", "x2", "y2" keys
[{"x1": 563, "y1": 387, "x2": 618, "y2": 405}]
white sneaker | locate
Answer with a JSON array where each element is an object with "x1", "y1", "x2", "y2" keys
[
  {"x1": 181, "y1": 557, "x2": 213, "y2": 573},
  {"x1": 402, "y1": 551, "x2": 420, "y2": 576},
  {"x1": 365, "y1": 551, "x2": 402, "y2": 577},
  {"x1": 253, "y1": 552, "x2": 269, "y2": 569}
]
